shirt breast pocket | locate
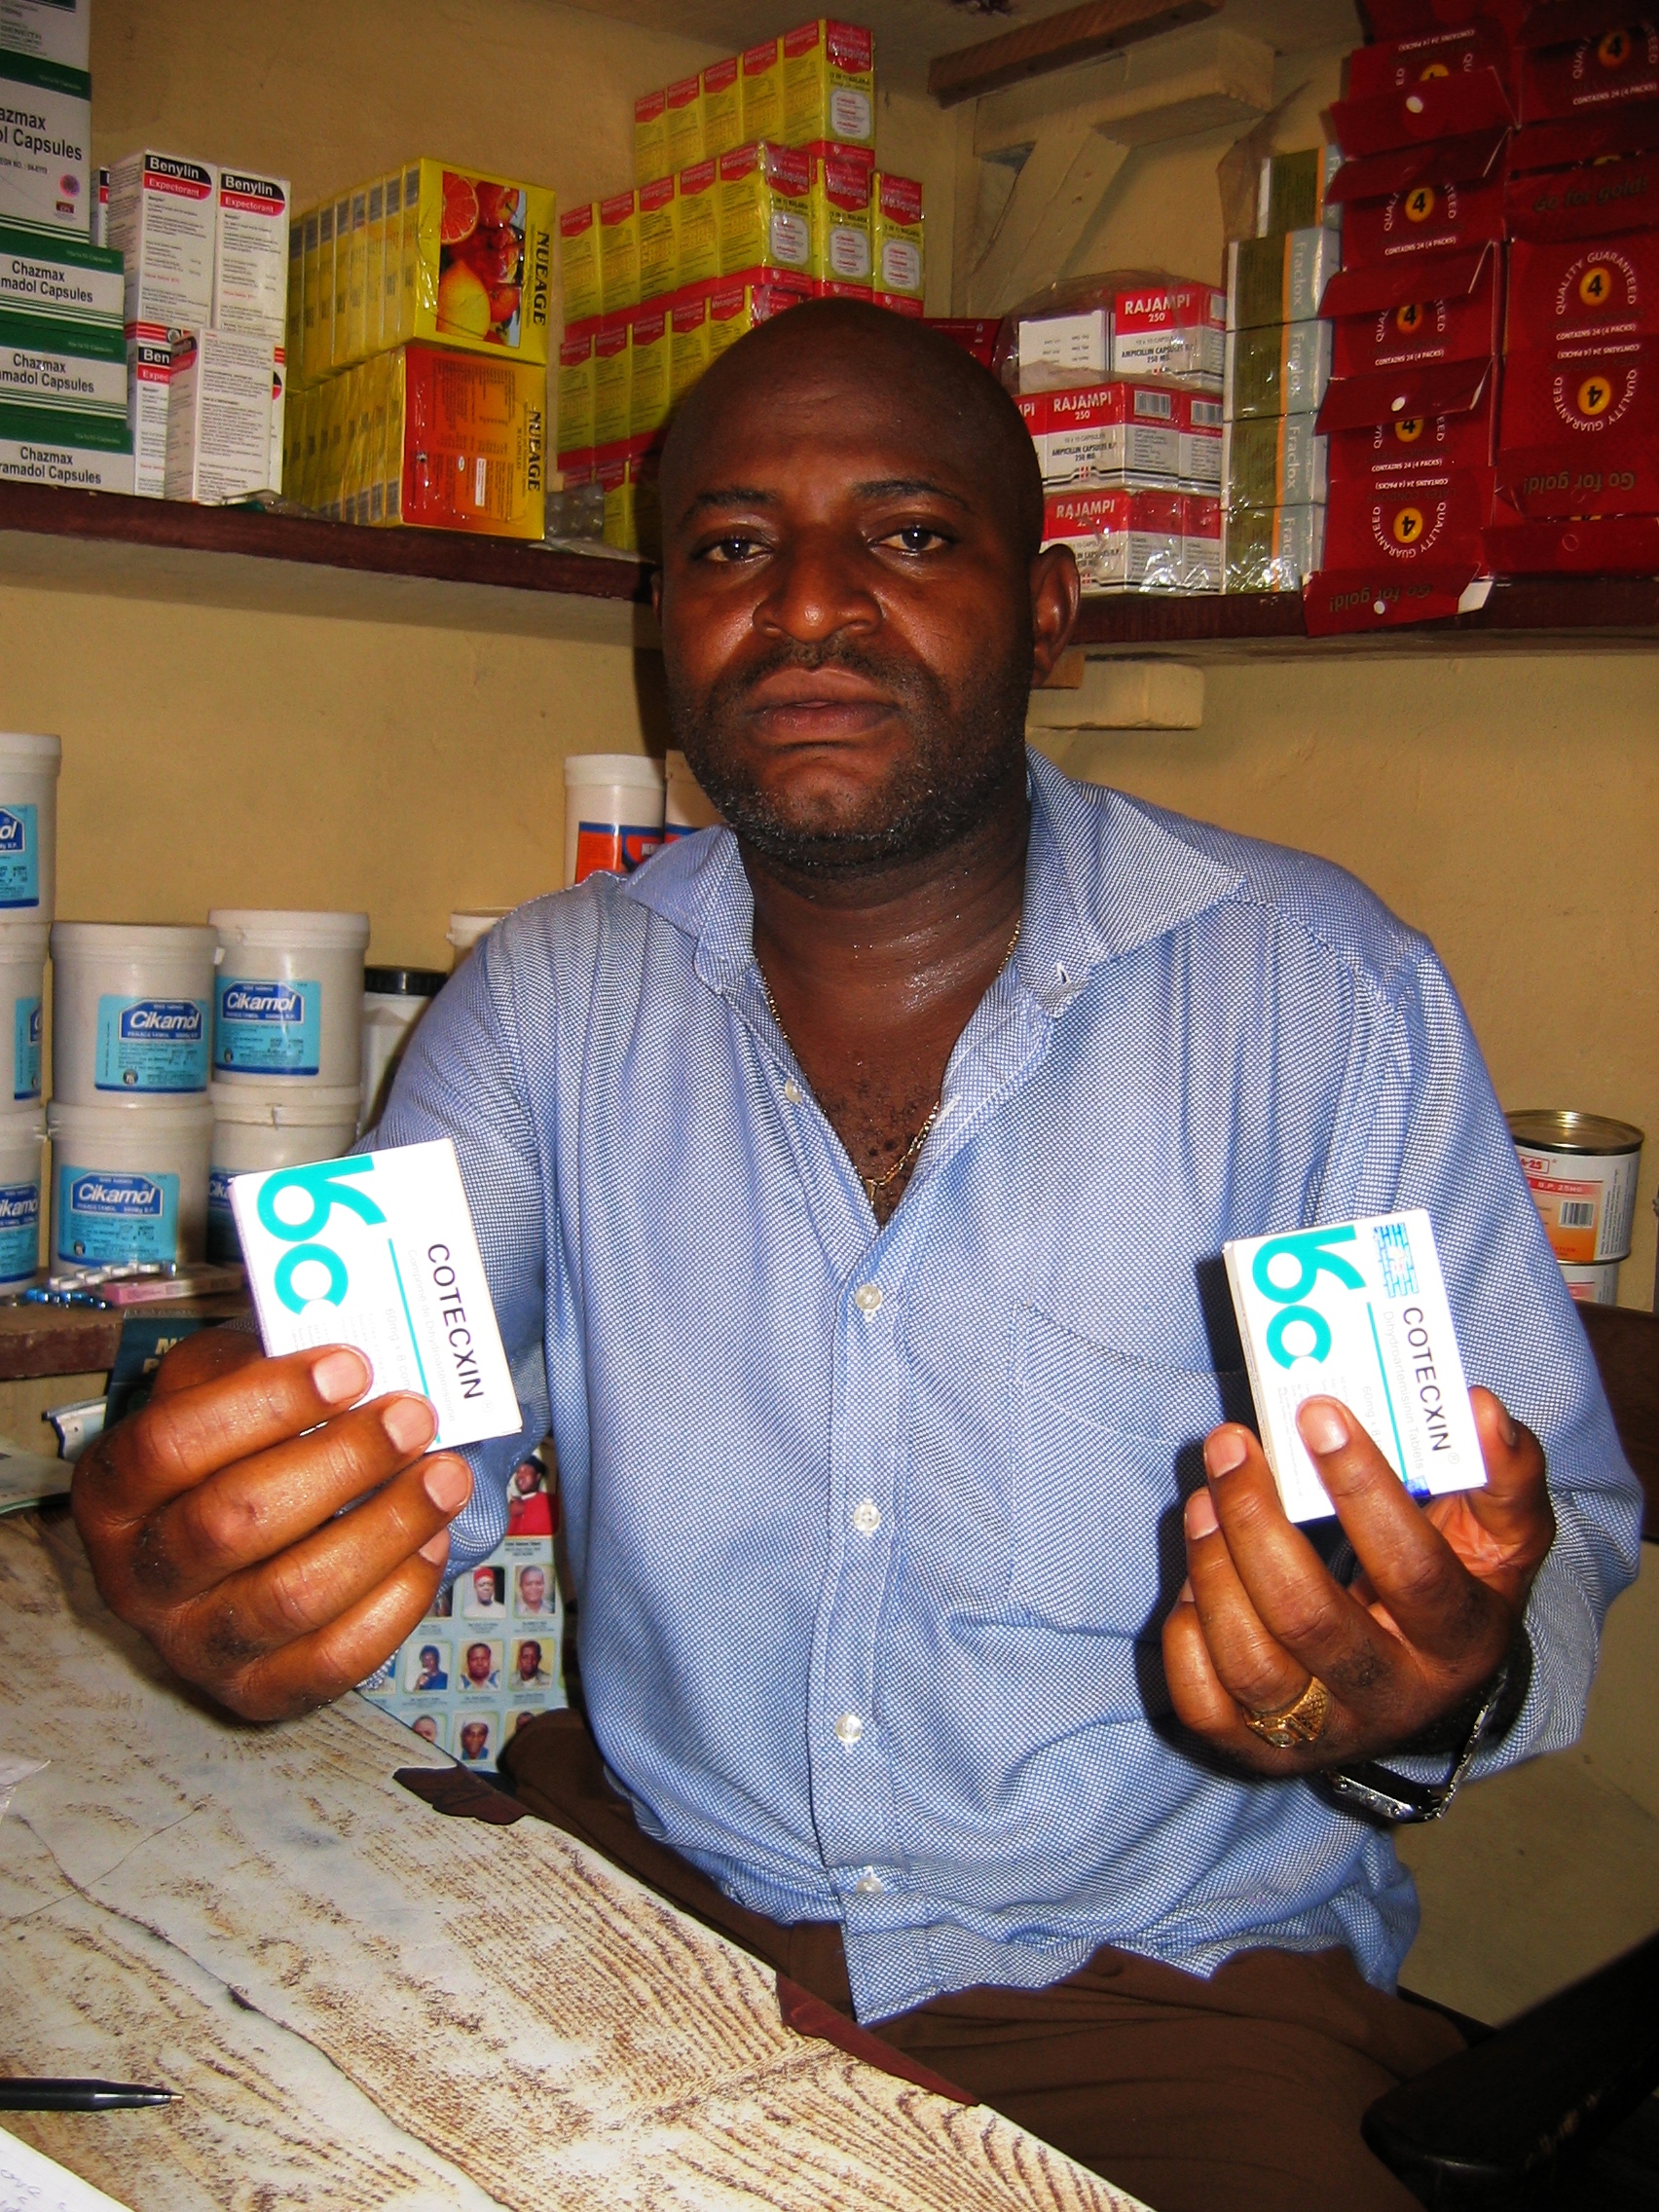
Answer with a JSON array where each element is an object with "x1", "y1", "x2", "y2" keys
[{"x1": 1010, "y1": 1306, "x2": 1252, "y2": 1637}]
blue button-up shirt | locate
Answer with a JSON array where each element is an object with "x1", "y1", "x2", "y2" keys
[{"x1": 380, "y1": 751, "x2": 1641, "y2": 2026}]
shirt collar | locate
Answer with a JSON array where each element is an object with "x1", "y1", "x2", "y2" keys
[{"x1": 619, "y1": 746, "x2": 1246, "y2": 1012}]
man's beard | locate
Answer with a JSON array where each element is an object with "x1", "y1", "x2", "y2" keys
[{"x1": 668, "y1": 635, "x2": 1032, "y2": 881}]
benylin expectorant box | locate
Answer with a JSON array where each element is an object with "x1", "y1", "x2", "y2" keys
[{"x1": 1225, "y1": 1208, "x2": 1486, "y2": 1522}]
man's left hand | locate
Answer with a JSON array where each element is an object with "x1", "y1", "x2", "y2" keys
[{"x1": 1162, "y1": 1388, "x2": 1554, "y2": 1772}]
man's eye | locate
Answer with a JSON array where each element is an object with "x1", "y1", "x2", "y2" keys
[
  {"x1": 879, "y1": 524, "x2": 949, "y2": 554},
  {"x1": 701, "y1": 535, "x2": 765, "y2": 564}
]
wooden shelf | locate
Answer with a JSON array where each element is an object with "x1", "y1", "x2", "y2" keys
[
  {"x1": 0, "y1": 1295, "x2": 249, "y2": 1383},
  {"x1": 1072, "y1": 577, "x2": 1659, "y2": 653}
]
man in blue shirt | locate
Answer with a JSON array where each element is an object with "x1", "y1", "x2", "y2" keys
[{"x1": 74, "y1": 306, "x2": 1640, "y2": 2212}]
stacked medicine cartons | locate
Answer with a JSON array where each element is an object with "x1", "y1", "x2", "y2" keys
[
  {"x1": 284, "y1": 162, "x2": 552, "y2": 536},
  {"x1": 1017, "y1": 276, "x2": 1227, "y2": 592},
  {"x1": 1221, "y1": 152, "x2": 1341, "y2": 591},
  {"x1": 0, "y1": 0, "x2": 133, "y2": 493},
  {"x1": 104, "y1": 152, "x2": 291, "y2": 502},
  {"x1": 1302, "y1": 23, "x2": 1516, "y2": 628},
  {"x1": 0, "y1": 734, "x2": 56, "y2": 1289},
  {"x1": 560, "y1": 20, "x2": 916, "y2": 552},
  {"x1": 1487, "y1": 15, "x2": 1659, "y2": 576}
]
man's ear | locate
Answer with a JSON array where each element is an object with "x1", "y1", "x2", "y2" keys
[{"x1": 1029, "y1": 544, "x2": 1081, "y2": 685}]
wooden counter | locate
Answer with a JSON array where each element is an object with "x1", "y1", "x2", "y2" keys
[{"x1": 0, "y1": 1511, "x2": 1142, "y2": 2211}]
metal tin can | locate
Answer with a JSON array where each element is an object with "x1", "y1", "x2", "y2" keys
[
  {"x1": 1507, "y1": 1111, "x2": 1644, "y2": 1264},
  {"x1": 1559, "y1": 1260, "x2": 1622, "y2": 1306}
]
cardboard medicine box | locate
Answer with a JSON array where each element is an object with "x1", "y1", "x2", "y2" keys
[
  {"x1": 387, "y1": 345, "x2": 545, "y2": 537},
  {"x1": 1112, "y1": 277, "x2": 1226, "y2": 386},
  {"x1": 1224, "y1": 500, "x2": 1325, "y2": 590},
  {"x1": 1506, "y1": 145, "x2": 1659, "y2": 240},
  {"x1": 398, "y1": 159, "x2": 552, "y2": 367},
  {"x1": 1041, "y1": 485, "x2": 1185, "y2": 590},
  {"x1": 560, "y1": 203, "x2": 600, "y2": 328},
  {"x1": 0, "y1": 315, "x2": 124, "y2": 418},
  {"x1": 707, "y1": 274, "x2": 807, "y2": 361},
  {"x1": 1181, "y1": 389, "x2": 1225, "y2": 484},
  {"x1": 1043, "y1": 378, "x2": 1183, "y2": 486},
  {"x1": 718, "y1": 142, "x2": 811, "y2": 279},
  {"x1": 782, "y1": 19, "x2": 874, "y2": 151},
  {"x1": 1224, "y1": 318, "x2": 1333, "y2": 419},
  {"x1": 1182, "y1": 491, "x2": 1223, "y2": 589},
  {"x1": 556, "y1": 326, "x2": 595, "y2": 470},
  {"x1": 1346, "y1": 21, "x2": 1515, "y2": 102},
  {"x1": 670, "y1": 291, "x2": 711, "y2": 404},
  {"x1": 0, "y1": 398, "x2": 131, "y2": 490},
  {"x1": 1223, "y1": 411, "x2": 1328, "y2": 509},
  {"x1": 1322, "y1": 462, "x2": 1493, "y2": 572},
  {"x1": 676, "y1": 158, "x2": 719, "y2": 290},
  {"x1": 1506, "y1": 231, "x2": 1659, "y2": 352},
  {"x1": 809, "y1": 147, "x2": 871, "y2": 288},
  {"x1": 591, "y1": 315, "x2": 631, "y2": 454},
  {"x1": 702, "y1": 55, "x2": 744, "y2": 162},
  {"x1": 124, "y1": 322, "x2": 174, "y2": 496},
  {"x1": 1321, "y1": 363, "x2": 1495, "y2": 485},
  {"x1": 107, "y1": 151, "x2": 218, "y2": 332},
  {"x1": 0, "y1": 220, "x2": 122, "y2": 334},
  {"x1": 629, "y1": 301, "x2": 670, "y2": 443},
  {"x1": 599, "y1": 188, "x2": 640, "y2": 315},
  {"x1": 1257, "y1": 144, "x2": 1343, "y2": 235},
  {"x1": 165, "y1": 327, "x2": 276, "y2": 502},
  {"x1": 0, "y1": 0, "x2": 90, "y2": 72},
  {"x1": 634, "y1": 90, "x2": 668, "y2": 189},
  {"x1": 741, "y1": 38, "x2": 784, "y2": 143},
  {"x1": 638, "y1": 173, "x2": 678, "y2": 301},
  {"x1": 1226, "y1": 231, "x2": 1339, "y2": 333},
  {"x1": 1328, "y1": 129, "x2": 1509, "y2": 268},
  {"x1": 1322, "y1": 242, "x2": 1501, "y2": 378},
  {"x1": 665, "y1": 74, "x2": 704, "y2": 173},
  {"x1": 0, "y1": 52, "x2": 90, "y2": 238},
  {"x1": 1522, "y1": 20, "x2": 1659, "y2": 124},
  {"x1": 872, "y1": 172, "x2": 923, "y2": 306}
]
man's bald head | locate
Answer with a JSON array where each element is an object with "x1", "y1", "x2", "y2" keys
[{"x1": 659, "y1": 301, "x2": 1045, "y2": 560}]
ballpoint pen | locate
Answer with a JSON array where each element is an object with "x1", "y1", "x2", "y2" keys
[{"x1": 0, "y1": 2080, "x2": 178, "y2": 2112}]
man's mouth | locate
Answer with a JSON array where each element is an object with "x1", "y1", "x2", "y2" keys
[{"x1": 743, "y1": 666, "x2": 897, "y2": 740}]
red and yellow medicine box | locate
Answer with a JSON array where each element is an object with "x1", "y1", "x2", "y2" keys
[
  {"x1": 1495, "y1": 339, "x2": 1659, "y2": 512},
  {"x1": 592, "y1": 315, "x2": 633, "y2": 452},
  {"x1": 810, "y1": 149, "x2": 872, "y2": 287},
  {"x1": 1323, "y1": 463, "x2": 1493, "y2": 569},
  {"x1": 1330, "y1": 129, "x2": 1509, "y2": 267},
  {"x1": 670, "y1": 292, "x2": 712, "y2": 404},
  {"x1": 702, "y1": 56, "x2": 745, "y2": 160},
  {"x1": 635, "y1": 91, "x2": 668, "y2": 188},
  {"x1": 718, "y1": 143, "x2": 812, "y2": 278},
  {"x1": 708, "y1": 275, "x2": 809, "y2": 361},
  {"x1": 1323, "y1": 243, "x2": 1501, "y2": 377},
  {"x1": 742, "y1": 39, "x2": 784, "y2": 142},
  {"x1": 665, "y1": 74, "x2": 704, "y2": 172},
  {"x1": 782, "y1": 19, "x2": 875, "y2": 150},
  {"x1": 557, "y1": 327, "x2": 596, "y2": 466},
  {"x1": 1522, "y1": 18, "x2": 1659, "y2": 123},
  {"x1": 1507, "y1": 232, "x2": 1659, "y2": 351},
  {"x1": 639, "y1": 174, "x2": 679, "y2": 301},
  {"x1": 409, "y1": 160, "x2": 552, "y2": 365},
  {"x1": 1319, "y1": 358, "x2": 1496, "y2": 482},
  {"x1": 677, "y1": 159, "x2": 720, "y2": 290},
  {"x1": 630, "y1": 303, "x2": 671, "y2": 442},
  {"x1": 560, "y1": 202, "x2": 601, "y2": 327},
  {"x1": 872, "y1": 172, "x2": 924, "y2": 306},
  {"x1": 600, "y1": 190, "x2": 641, "y2": 314}
]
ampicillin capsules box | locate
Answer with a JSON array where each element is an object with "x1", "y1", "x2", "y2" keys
[
  {"x1": 1225, "y1": 1208, "x2": 1485, "y2": 1523},
  {"x1": 232, "y1": 1138, "x2": 521, "y2": 1455}
]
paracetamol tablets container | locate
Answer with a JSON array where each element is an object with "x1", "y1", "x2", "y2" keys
[
  {"x1": 0, "y1": 1107, "x2": 45, "y2": 1283},
  {"x1": 359, "y1": 965, "x2": 446, "y2": 1132},
  {"x1": 50, "y1": 922, "x2": 216, "y2": 1104},
  {"x1": 1507, "y1": 1110, "x2": 1644, "y2": 1264},
  {"x1": 210, "y1": 909, "x2": 370, "y2": 1087},
  {"x1": 446, "y1": 909, "x2": 511, "y2": 965},
  {"x1": 47, "y1": 1096, "x2": 212, "y2": 1272},
  {"x1": 0, "y1": 923, "x2": 48, "y2": 1104},
  {"x1": 208, "y1": 1082, "x2": 362, "y2": 1263},
  {"x1": 0, "y1": 732, "x2": 61, "y2": 922},
  {"x1": 563, "y1": 754, "x2": 665, "y2": 886}
]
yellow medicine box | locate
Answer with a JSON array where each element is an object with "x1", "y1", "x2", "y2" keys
[
  {"x1": 560, "y1": 202, "x2": 601, "y2": 326},
  {"x1": 665, "y1": 74, "x2": 704, "y2": 172},
  {"x1": 670, "y1": 293, "x2": 711, "y2": 407},
  {"x1": 718, "y1": 142, "x2": 812, "y2": 279},
  {"x1": 741, "y1": 38, "x2": 784, "y2": 142},
  {"x1": 872, "y1": 171, "x2": 924, "y2": 305},
  {"x1": 599, "y1": 188, "x2": 641, "y2": 314},
  {"x1": 708, "y1": 276, "x2": 808, "y2": 362},
  {"x1": 592, "y1": 316, "x2": 632, "y2": 452},
  {"x1": 630, "y1": 303, "x2": 670, "y2": 443},
  {"x1": 635, "y1": 89, "x2": 668, "y2": 187},
  {"x1": 557, "y1": 326, "x2": 596, "y2": 462},
  {"x1": 702, "y1": 55, "x2": 744, "y2": 160},
  {"x1": 810, "y1": 150, "x2": 872, "y2": 290},
  {"x1": 638, "y1": 174, "x2": 678, "y2": 301},
  {"x1": 782, "y1": 19, "x2": 875, "y2": 151},
  {"x1": 677, "y1": 158, "x2": 720, "y2": 289}
]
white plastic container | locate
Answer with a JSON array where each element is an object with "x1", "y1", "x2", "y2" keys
[
  {"x1": 662, "y1": 749, "x2": 721, "y2": 841},
  {"x1": 0, "y1": 1106, "x2": 45, "y2": 1284},
  {"x1": 563, "y1": 754, "x2": 665, "y2": 887},
  {"x1": 447, "y1": 909, "x2": 511, "y2": 965},
  {"x1": 47, "y1": 1095, "x2": 211, "y2": 1272},
  {"x1": 207, "y1": 1081, "x2": 361, "y2": 1263},
  {"x1": 1560, "y1": 1260, "x2": 1621, "y2": 1306},
  {"x1": 0, "y1": 922, "x2": 47, "y2": 1104},
  {"x1": 209, "y1": 908, "x2": 370, "y2": 1088},
  {"x1": 359, "y1": 965, "x2": 446, "y2": 1132},
  {"x1": 0, "y1": 732, "x2": 60, "y2": 923},
  {"x1": 50, "y1": 921, "x2": 216, "y2": 1104}
]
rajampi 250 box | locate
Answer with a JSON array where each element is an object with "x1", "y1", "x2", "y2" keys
[
  {"x1": 1111, "y1": 278, "x2": 1226, "y2": 387},
  {"x1": 1042, "y1": 485, "x2": 1184, "y2": 589}
]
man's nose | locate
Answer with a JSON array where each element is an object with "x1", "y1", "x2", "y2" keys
[{"x1": 756, "y1": 525, "x2": 879, "y2": 644}]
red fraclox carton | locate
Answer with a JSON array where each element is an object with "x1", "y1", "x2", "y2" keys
[
  {"x1": 1109, "y1": 278, "x2": 1227, "y2": 387},
  {"x1": 1326, "y1": 65, "x2": 1516, "y2": 153},
  {"x1": 1319, "y1": 356, "x2": 1497, "y2": 479},
  {"x1": 1521, "y1": 16, "x2": 1659, "y2": 123},
  {"x1": 1331, "y1": 129, "x2": 1510, "y2": 265},
  {"x1": 1346, "y1": 19, "x2": 1517, "y2": 96},
  {"x1": 1506, "y1": 231, "x2": 1659, "y2": 348},
  {"x1": 1041, "y1": 485, "x2": 1186, "y2": 589},
  {"x1": 1041, "y1": 379, "x2": 1184, "y2": 485},
  {"x1": 1323, "y1": 242, "x2": 1502, "y2": 374}
]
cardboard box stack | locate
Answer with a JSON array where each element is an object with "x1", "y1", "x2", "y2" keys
[
  {"x1": 562, "y1": 19, "x2": 913, "y2": 551},
  {"x1": 285, "y1": 161, "x2": 552, "y2": 536},
  {"x1": 1017, "y1": 276, "x2": 1227, "y2": 592},
  {"x1": 1300, "y1": 16, "x2": 1517, "y2": 628},
  {"x1": 0, "y1": 0, "x2": 134, "y2": 492},
  {"x1": 1489, "y1": 19, "x2": 1659, "y2": 575},
  {"x1": 1222, "y1": 159, "x2": 1340, "y2": 591}
]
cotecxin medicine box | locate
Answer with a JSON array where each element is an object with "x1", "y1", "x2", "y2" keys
[
  {"x1": 1225, "y1": 1208, "x2": 1486, "y2": 1523},
  {"x1": 233, "y1": 1137, "x2": 521, "y2": 1455}
]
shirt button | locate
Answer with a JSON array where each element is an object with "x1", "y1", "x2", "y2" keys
[
  {"x1": 834, "y1": 1713, "x2": 865, "y2": 1747},
  {"x1": 852, "y1": 1499, "x2": 880, "y2": 1535},
  {"x1": 783, "y1": 1078, "x2": 802, "y2": 1103},
  {"x1": 854, "y1": 1871, "x2": 884, "y2": 1896},
  {"x1": 853, "y1": 1283, "x2": 883, "y2": 1314}
]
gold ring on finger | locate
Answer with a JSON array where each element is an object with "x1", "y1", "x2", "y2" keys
[{"x1": 1242, "y1": 1675, "x2": 1331, "y2": 1750}]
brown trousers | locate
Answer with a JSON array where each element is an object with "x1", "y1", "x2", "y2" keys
[{"x1": 501, "y1": 1711, "x2": 1460, "y2": 2212}]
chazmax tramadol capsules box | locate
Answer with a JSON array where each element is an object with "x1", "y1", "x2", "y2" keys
[
  {"x1": 0, "y1": 51, "x2": 91, "y2": 238},
  {"x1": 232, "y1": 1138, "x2": 521, "y2": 1455},
  {"x1": 1224, "y1": 1208, "x2": 1486, "y2": 1523}
]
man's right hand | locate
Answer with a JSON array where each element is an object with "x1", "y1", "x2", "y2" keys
[{"x1": 71, "y1": 1328, "x2": 473, "y2": 1722}]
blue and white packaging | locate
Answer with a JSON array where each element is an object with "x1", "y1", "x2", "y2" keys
[
  {"x1": 50, "y1": 922, "x2": 216, "y2": 1105},
  {"x1": 210, "y1": 909, "x2": 369, "y2": 1088},
  {"x1": 0, "y1": 1105, "x2": 42, "y2": 1282},
  {"x1": 1225, "y1": 1208, "x2": 1487, "y2": 1523},
  {"x1": 231, "y1": 1137, "x2": 521, "y2": 1454},
  {"x1": 46, "y1": 1096, "x2": 212, "y2": 1272}
]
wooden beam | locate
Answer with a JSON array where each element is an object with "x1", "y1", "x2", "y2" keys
[
  {"x1": 929, "y1": 0, "x2": 1226, "y2": 108},
  {"x1": 965, "y1": 127, "x2": 1130, "y2": 316}
]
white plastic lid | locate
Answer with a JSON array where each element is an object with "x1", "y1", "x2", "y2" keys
[
  {"x1": 48, "y1": 1096, "x2": 214, "y2": 1131},
  {"x1": 209, "y1": 1081, "x2": 362, "y2": 1129},
  {"x1": 0, "y1": 732, "x2": 61, "y2": 771},
  {"x1": 0, "y1": 923, "x2": 50, "y2": 959},
  {"x1": 563, "y1": 754, "x2": 664, "y2": 791},
  {"x1": 209, "y1": 909, "x2": 372, "y2": 950},
  {"x1": 51, "y1": 921, "x2": 218, "y2": 956},
  {"x1": 0, "y1": 1106, "x2": 46, "y2": 1136},
  {"x1": 446, "y1": 908, "x2": 511, "y2": 950}
]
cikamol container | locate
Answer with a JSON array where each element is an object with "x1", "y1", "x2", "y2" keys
[
  {"x1": 1507, "y1": 1111, "x2": 1644, "y2": 1265},
  {"x1": 358, "y1": 965, "x2": 446, "y2": 1132},
  {"x1": 0, "y1": 731, "x2": 61, "y2": 922},
  {"x1": 0, "y1": 923, "x2": 47, "y2": 1103},
  {"x1": 0, "y1": 1107, "x2": 45, "y2": 1283},
  {"x1": 49, "y1": 921, "x2": 216, "y2": 1103},
  {"x1": 210, "y1": 908, "x2": 369, "y2": 1087},
  {"x1": 207, "y1": 1081, "x2": 361, "y2": 1262},
  {"x1": 47, "y1": 1095, "x2": 212, "y2": 1272},
  {"x1": 1560, "y1": 1261, "x2": 1622, "y2": 1307}
]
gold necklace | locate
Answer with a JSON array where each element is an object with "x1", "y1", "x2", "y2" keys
[{"x1": 756, "y1": 917, "x2": 1023, "y2": 1208}]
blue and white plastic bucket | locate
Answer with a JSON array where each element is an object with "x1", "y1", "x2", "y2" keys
[
  {"x1": 47, "y1": 1095, "x2": 212, "y2": 1272},
  {"x1": 49, "y1": 921, "x2": 216, "y2": 1106},
  {"x1": 209, "y1": 909, "x2": 369, "y2": 1089}
]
